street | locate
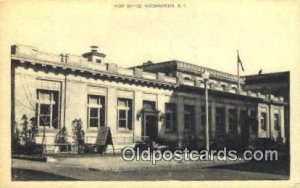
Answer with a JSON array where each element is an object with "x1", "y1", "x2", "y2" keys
[{"x1": 11, "y1": 155, "x2": 289, "y2": 181}]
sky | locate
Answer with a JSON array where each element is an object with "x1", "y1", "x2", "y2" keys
[{"x1": 1, "y1": 0, "x2": 300, "y2": 76}]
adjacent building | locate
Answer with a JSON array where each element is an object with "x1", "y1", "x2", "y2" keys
[
  {"x1": 243, "y1": 72, "x2": 290, "y2": 144},
  {"x1": 11, "y1": 44, "x2": 288, "y2": 152}
]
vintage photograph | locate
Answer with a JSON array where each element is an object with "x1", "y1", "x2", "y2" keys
[{"x1": 1, "y1": 0, "x2": 298, "y2": 185}]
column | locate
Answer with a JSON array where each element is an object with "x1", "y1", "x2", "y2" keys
[
  {"x1": 133, "y1": 91, "x2": 143, "y2": 140},
  {"x1": 177, "y1": 96, "x2": 184, "y2": 148},
  {"x1": 237, "y1": 106, "x2": 241, "y2": 136},
  {"x1": 247, "y1": 107, "x2": 252, "y2": 139},
  {"x1": 269, "y1": 105, "x2": 274, "y2": 139},
  {"x1": 65, "y1": 80, "x2": 87, "y2": 131},
  {"x1": 280, "y1": 106, "x2": 286, "y2": 143},
  {"x1": 225, "y1": 105, "x2": 229, "y2": 133},
  {"x1": 267, "y1": 105, "x2": 271, "y2": 138},
  {"x1": 195, "y1": 99, "x2": 202, "y2": 146},
  {"x1": 210, "y1": 100, "x2": 216, "y2": 139},
  {"x1": 107, "y1": 88, "x2": 117, "y2": 136},
  {"x1": 157, "y1": 94, "x2": 165, "y2": 138}
]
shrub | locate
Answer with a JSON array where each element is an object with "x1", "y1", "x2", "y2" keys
[
  {"x1": 14, "y1": 115, "x2": 41, "y2": 154},
  {"x1": 56, "y1": 126, "x2": 69, "y2": 152},
  {"x1": 71, "y1": 119, "x2": 85, "y2": 153}
]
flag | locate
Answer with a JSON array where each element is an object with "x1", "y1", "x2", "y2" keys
[{"x1": 237, "y1": 51, "x2": 244, "y2": 72}]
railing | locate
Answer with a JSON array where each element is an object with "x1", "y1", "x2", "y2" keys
[
  {"x1": 182, "y1": 79, "x2": 194, "y2": 86},
  {"x1": 210, "y1": 84, "x2": 223, "y2": 91},
  {"x1": 117, "y1": 67, "x2": 134, "y2": 76},
  {"x1": 85, "y1": 61, "x2": 107, "y2": 72},
  {"x1": 142, "y1": 72, "x2": 157, "y2": 80},
  {"x1": 162, "y1": 75, "x2": 177, "y2": 83},
  {"x1": 11, "y1": 44, "x2": 285, "y2": 103},
  {"x1": 176, "y1": 61, "x2": 239, "y2": 82},
  {"x1": 10, "y1": 44, "x2": 244, "y2": 88},
  {"x1": 67, "y1": 54, "x2": 84, "y2": 67},
  {"x1": 11, "y1": 44, "x2": 179, "y2": 85}
]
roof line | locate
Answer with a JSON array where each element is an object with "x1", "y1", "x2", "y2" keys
[{"x1": 243, "y1": 71, "x2": 290, "y2": 77}]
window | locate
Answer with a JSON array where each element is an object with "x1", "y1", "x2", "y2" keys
[
  {"x1": 184, "y1": 105, "x2": 195, "y2": 131},
  {"x1": 260, "y1": 112, "x2": 267, "y2": 130},
  {"x1": 96, "y1": 59, "x2": 101, "y2": 63},
  {"x1": 274, "y1": 113, "x2": 280, "y2": 131},
  {"x1": 88, "y1": 95, "x2": 105, "y2": 128},
  {"x1": 184, "y1": 113, "x2": 191, "y2": 129},
  {"x1": 240, "y1": 110, "x2": 247, "y2": 124},
  {"x1": 37, "y1": 90, "x2": 59, "y2": 129},
  {"x1": 249, "y1": 110, "x2": 258, "y2": 133},
  {"x1": 117, "y1": 98, "x2": 132, "y2": 130},
  {"x1": 228, "y1": 109, "x2": 237, "y2": 134},
  {"x1": 165, "y1": 103, "x2": 176, "y2": 131},
  {"x1": 143, "y1": 100, "x2": 156, "y2": 110},
  {"x1": 216, "y1": 107, "x2": 225, "y2": 136}
]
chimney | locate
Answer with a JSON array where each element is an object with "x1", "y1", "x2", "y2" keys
[
  {"x1": 82, "y1": 45, "x2": 106, "y2": 63},
  {"x1": 91, "y1": 45, "x2": 98, "y2": 53}
]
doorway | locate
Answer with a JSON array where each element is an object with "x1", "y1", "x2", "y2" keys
[{"x1": 143, "y1": 114, "x2": 158, "y2": 141}]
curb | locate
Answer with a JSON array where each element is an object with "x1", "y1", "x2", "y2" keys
[{"x1": 12, "y1": 155, "x2": 47, "y2": 162}]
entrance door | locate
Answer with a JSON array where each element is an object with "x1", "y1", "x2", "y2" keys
[{"x1": 144, "y1": 115, "x2": 158, "y2": 141}]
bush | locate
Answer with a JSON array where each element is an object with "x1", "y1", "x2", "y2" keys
[
  {"x1": 56, "y1": 126, "x2": 69, "y2": 152},
  {"x1": 13, "y1": 115, "x2": 41, "y2": 155},
  {"x1": 72, "y1": 119, "x2": 85, "y2": 153}
]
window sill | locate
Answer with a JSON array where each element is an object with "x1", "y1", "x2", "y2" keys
[
  {"x1": 37, "y1": 128, "x2": 59, "y2": 135},
  {"x1": 86, "y1": 129, "x2": 99, "y2": 133},
  {"x1": 117, "y1": 129, "x2": 133, "y2": 133}
]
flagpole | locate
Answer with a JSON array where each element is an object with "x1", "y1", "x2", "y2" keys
[{"x1": 237, "y1": 50, "x2": 240, "y2": 90}]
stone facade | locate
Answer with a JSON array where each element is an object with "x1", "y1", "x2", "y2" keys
[{"x1": 11, "y1": 44, "x2": 287, "y2": 152}]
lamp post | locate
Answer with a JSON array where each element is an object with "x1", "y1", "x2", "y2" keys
[{"x1": 202, "y1": 70, "x2": 210, "y2": 151}]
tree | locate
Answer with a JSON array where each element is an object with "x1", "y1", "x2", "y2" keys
[{"x1": 20, "y1": 114, "x2": 29, "y2": 145}]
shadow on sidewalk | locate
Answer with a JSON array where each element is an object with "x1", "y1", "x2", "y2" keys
[
  {"x1": 204, "y1": 160, "x2": 289, "y2": 176},
  {"x1": 12, "y1": 168, "x2": 78, "y2": 181}
]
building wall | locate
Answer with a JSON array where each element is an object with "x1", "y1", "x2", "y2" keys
[
  {"x1": 13, "y1": 64, "x2": 286, "y2": 151},
  {"x1": 257, "y1": 103, "x2": 285, "y2": 142},
  {"x1": 14, "y1": 65, "x2": 179, "y2": 148}
]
